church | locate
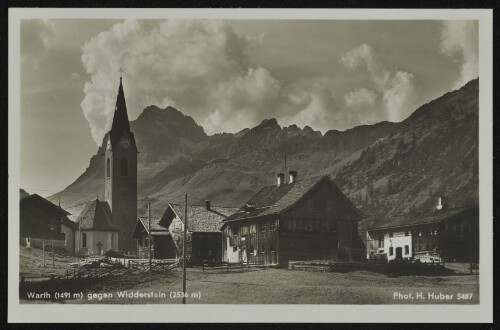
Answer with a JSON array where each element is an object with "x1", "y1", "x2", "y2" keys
[
  {"x1": 71, "y1": 75, "x2": 138, "y2": 255},
  {"x1": 99, "y1": 75, "x2": 138, "y2": 253}
]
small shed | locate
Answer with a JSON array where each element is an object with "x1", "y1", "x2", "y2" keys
[{"x1": 132, "y1": 217, "x2": 177, "y2": 259}]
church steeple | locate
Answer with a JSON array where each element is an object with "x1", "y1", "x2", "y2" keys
[
  {"x1": 111, "y1": 76, "x2": 131, "y2": 135},
  {"x1": 103, "y1": 74, "x2": 138, "y2": 253}
]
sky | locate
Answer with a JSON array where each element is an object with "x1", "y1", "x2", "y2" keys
[{"x1": 19, "y1": 19, "x2": 478, "y2": 196}]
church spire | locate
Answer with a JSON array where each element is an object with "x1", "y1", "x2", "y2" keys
[{"x1": 111, "y1": 75, "x2": 131, "y2": 135}]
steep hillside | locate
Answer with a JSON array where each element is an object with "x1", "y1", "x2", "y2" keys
[
  {"x1": 332, "y1": 79, "x2": 479, "y2": 228},
  {"x1": 51, "y1": 79, "x2": 479, "y2": 222}
]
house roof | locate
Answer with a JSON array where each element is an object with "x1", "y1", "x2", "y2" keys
[
  {"x1": 224, "y1": 175, "x2": 364, "y2": 223},
  {"x1": 133, "y1": 217, "x2": 170, "y2": 236},
  {"x1": 20, "y1": 194, "x2": 70, "y2": 217},
  {"x1": 361, "y1": 206, "x2": 479, "y2": 231},
  {"x1": 66, "y1": 201, "x2": 90, "y2": 222},
  {"x1": 74, "y1": 199, "x2": 119, "y2": 231},
  {"x1": 161, "y1": 204, "x2": 238, "y2": 233}
]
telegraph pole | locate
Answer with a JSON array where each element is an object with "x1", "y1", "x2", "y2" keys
[
  {"x1": 42, "y1": 240, "x2": 45, "y2": 268},
  {"x1": 182, "y1": 193, "x2": 187, "y2": 304},
  {"x1": 148, "y1": 202, "x2": 152, "y2": 271}
]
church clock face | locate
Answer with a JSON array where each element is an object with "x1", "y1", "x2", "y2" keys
[{"x1": 120, "y1": 137, "x2": 130, "y2": 149}]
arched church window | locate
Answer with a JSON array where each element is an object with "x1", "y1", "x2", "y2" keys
[
  {"x1": 106, "y1": 158, "x2": 110, "y2": 179},
  {"x1": 82, "y1": 233, "x2": 87, "y2": 248},
  {"x1": 121, "y1": 158, "x2": 128, "y2": 177}
]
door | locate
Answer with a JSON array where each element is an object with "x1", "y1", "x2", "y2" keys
[{"x1": 395, "y1": 247, "x2": 403, "y2": 260}]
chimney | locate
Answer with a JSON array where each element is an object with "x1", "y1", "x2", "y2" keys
[
  {"x1": 205, "y1": 200, "x2": 211, "y2": 211},
  {"x1": 277, "y1": 173, "x2": 285, "y2": 186},
  {"x1": 289, "y1": 170, "x2": 297, "y2": 183},
  {"x1": 436, "y1": 196, "x2": 443, "y2": 210}
]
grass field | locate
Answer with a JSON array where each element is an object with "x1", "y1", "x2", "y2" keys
[
  {"x1": 20, "y1": 246, "x2": 80, "y2": 279},
  {"x1": 19, "y1": 246, "x2": 479, "y2": 305},
  {"x1": 20, "y1": 267, "x2": 477, "y2": 305}
]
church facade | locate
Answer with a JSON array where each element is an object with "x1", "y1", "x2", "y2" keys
[{"x1": 101, "y1": 76, "x2": 139, "y2": 253}]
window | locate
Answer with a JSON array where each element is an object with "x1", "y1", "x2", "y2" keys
[
  {"x1": 232, "y1": 246, "x2": 237, "y2": 252},
  {"x1": 404, "y1": 245, "x2": 409, "y2": 255},
  {"x1": 296, "y1": 220, "x2": 304, "y2": 231},
  {"x1": 389, "y1": 247, "x2": 393, "y2": 256},
  {"x1": 111, "y1": 233, "x2": 114, "y2": 249},
  {"x1": 270, "y1": 221, "x2": 278, "y2": 231},
  {"x1": 106, "y1": 158, "x2": 110, "y2": 179},
  {"x1": 404, "y1": 230, "x2": 409, "y2": 236},
  {"x1": 120, "y1": 158, "x2": 128, "y2": 177},
  {"x1": 326, "y1": 201, "x2": 333, "y2": 211},
  {"x1": 82, "y1": 233, "x2": 87, "y2": 248},
  {"x1": 208, "y1": 250, "x2": 212, "y2": 257},
  {"x1": 389, "y1": 232, "x2": 393, "y2": 238},
  {"x1": 445, "y1": 223, "x2": 449, "y2": 231},
  {"x1": 261, "y1": 244, "x2": 265, "y2": 253},
  {"x1": 378, "y1": 237, "x2": 384, "y2": 248},
  {"x1": 288, "y1": 220, "x2": 296, "y2": 231},
  {"x1": 270, "y1": 243, "x2": 275, "y2": 252},
  {"x1": 307, "y1": 199, "x2": 314, "y2": 210},
  {"x1": 232, "y1": 226, "x2": 239, "y2": 235},
  {"x1": 453, "y1": 223, "x2": 457, "y2": 232}
]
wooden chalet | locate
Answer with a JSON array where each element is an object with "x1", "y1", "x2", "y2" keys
[
  {"x1": 132, "y1": 216, "x2": 177, "y2": 259},
  {"x1": 159, "y1": 201, "x2": 238, "y2": 265},
  {"x1": 363, "y1": 199, "x2": 479, "y2": 263},
  {"x1": 221, "y1": 172, "x2": 366, "y2": 267},
  {"x1": 20, "y1": 193, "x2": 68, "y2": 243}
]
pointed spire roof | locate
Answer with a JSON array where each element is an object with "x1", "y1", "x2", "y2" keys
[{"x1": 111, "y1": 77, "x2": 131, "y2": 135}]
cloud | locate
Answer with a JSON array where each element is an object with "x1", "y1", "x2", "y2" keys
[
  {"x1": 21, "y1": 20, "x2": 56, "y2": 68},
  {"x1": 340, "y1": 43, "x2": 419, "y2": 123},
  {"x1": 81, "y1": 19, "x2": 346, "y2": 144},
  {"x1": 343, "y1": 87, "x2": 380, "y2": 125},
  {"x1": 440, "y1": 21, "x2": 478, "y2": 89}
]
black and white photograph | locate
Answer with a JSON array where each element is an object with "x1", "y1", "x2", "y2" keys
[{"x1": 8, "y1": 7, "x2": 493, "y2": 323}]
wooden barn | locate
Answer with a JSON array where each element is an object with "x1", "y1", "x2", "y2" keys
[
  {"x1": 363, "y1": 200, "x2": 479, "y2": 263},
  {"x1": 221, "y1": 172, "x2": 366, "y2": 267},
  {"x1": 132, "y1": 216, "x2": 177, "y2": 259},
  {"x1": 20, "y1": 193, "x2": 68, "y2": 243},
  {"x1": 159, "y1": 201, "x2": 238, "y2": 265}
]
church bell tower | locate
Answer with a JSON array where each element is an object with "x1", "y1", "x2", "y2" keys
[{"x1": 103, "y1": 76, "x2": 138, "y2": 253}]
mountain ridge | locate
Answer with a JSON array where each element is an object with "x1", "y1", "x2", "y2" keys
[{"x1": 50, "y1": 79, "x2": 479, "y2": 226}]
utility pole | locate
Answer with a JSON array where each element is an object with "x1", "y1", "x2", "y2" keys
[
  {"x1": 42, "y1": 240, "x2": 45, "y2": 268},
  {"x1": 52, "y1": 242, "x2": 55, "y2": 268},
  {"x1": 182, "y1": 193, "x2": 187, "y2": 305},
  {"x1": 148, "y1": 202, "x2": 152, "y2": 271}
]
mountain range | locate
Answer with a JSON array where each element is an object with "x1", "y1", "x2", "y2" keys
[{"x1": 49, "y1": 79, "x2": 479, "y2": 228}]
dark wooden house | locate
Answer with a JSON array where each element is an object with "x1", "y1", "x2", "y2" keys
[
  {"x1": 20, "y1": 194, "x2": 68, "y2": 242},
  {"x1": 221, "y1": 173, "x2": 365, "y2": 267},
  {"x1": 363, "y1": 201, "x2": 479, "y2": 263},
  {"x1": 132, "y1": 217, "x2": 177, "y2": 259},
  {"x1": 159, "y1": 201, "x2": 238, "y2": 265}
]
